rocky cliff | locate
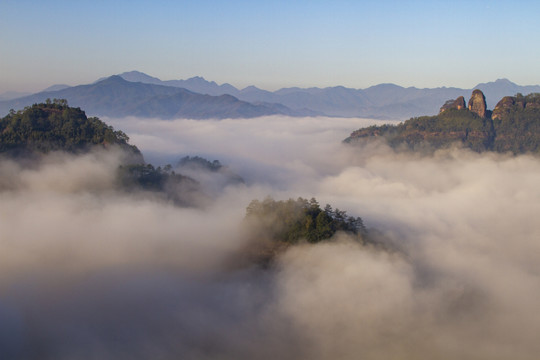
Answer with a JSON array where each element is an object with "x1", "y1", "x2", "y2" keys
[
  {"x1": 440, "y1": 96, "x2": 466, "y2": 113},
  {"x1": 468, "y1": 89, "x2": 488, "y2": 118},
  {"x1": 345, "y1": 90, "x2": 540, "y2": 155},
  {"x1": 491, "y1": 94, "x2": 540, "y2": 120}
]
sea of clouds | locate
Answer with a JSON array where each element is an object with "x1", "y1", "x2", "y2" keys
[{"x1": 1, "y1": 115, "x2": 539, "y2": 359}]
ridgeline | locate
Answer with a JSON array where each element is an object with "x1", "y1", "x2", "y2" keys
[{"x1": 345, "y1": 91, "x2": 540, "y2": 154}]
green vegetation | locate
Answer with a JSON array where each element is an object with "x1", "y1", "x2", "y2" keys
[
  {"x1": 176, "y1": 155, "x2": 246, "y2": 185},
  {"x1": 117, "y1": 163, "x2": 202, "y2": 206},
  {"x1": 0, "y1": 99, "x2": 141, "y2": 157},
  {"x1": 346, "y1": 94, "x2": 540, "y2": 155},
  {"x1": 346, "y1": 108, "x2": 494, "y2": 152},
  {"x1": 242, "y1": 196, "x2": 372, "y2": 266},
  {"x1": 492, "y1": 93, "x2": 540, "y2": 153},
  {"x1": 177, "y1": 156, "x2": 223, "y2": 171},
  {"x1": 118, "y1": 163, "x2": 187, "y2": 191},
  {"x1": 0, "y1": 100, "x2": 205, "y2": 206},
  {"x1": 245, "y1": 197, "x2": 367, "y2": 244}
]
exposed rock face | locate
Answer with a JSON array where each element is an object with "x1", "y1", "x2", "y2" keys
[
  {"x1": 346, "y1": 92, "x2": 540, "y2": 155},
  {"x1": 439, "y1": 96, "x2": 466, "y2": 113},
  {"x1": 492, "y1": 94, "x2": 540, "y2": 120},
  {"x1": 468, "y1": 89, "x2": 487, "y2": 118},
  {"x1": 492, "y1": 96, "x2": 518, "y2": 120}
]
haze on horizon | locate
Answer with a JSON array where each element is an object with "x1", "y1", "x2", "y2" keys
[{"x1": 1, "y1": 0, "x2": 540, "y2": 93}]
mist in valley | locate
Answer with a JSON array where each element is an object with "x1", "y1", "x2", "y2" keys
[{"x1": 1, "y1": 116, "x2": 540, "y2": 359}]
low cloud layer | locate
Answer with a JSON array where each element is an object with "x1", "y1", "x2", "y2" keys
[{"x1": 1, "y1": 116, "x2": 540, "y2": 359}]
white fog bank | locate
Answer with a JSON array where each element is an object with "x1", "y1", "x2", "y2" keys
[{"x1": 1, "y1": 116, "x2": 539, "y2": 359}]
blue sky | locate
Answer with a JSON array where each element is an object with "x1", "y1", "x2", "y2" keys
[{"x1": 1, "y1": 0, "x2": 540, "y2": 93}]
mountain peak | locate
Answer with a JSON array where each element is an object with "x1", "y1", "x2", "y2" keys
[
  {"x1": 366, "y1": 83, "x2": 404, "y2": 90},
  {"x1": 185, "y1": 76, "x2": 217, "y2": 86},
  {"x1": 118, "y1": 71, "x2": 162, "y2": 84},
  {"x1": 242, "y1": 85, "x2": 260, "y2": 91},
  {"x1": 104, "y1": 75, "x2": 127, "y2": 82},
  {"x1": 474, "y1": 78, "x2": 518, "y2": 88},
  {"x1": 494, "y1": 78, "x2": 516, "y2": 85},
  {"x1": 468, "y1": 89, "x2": 487, "y2": 118},
  {"x1": 122, "y1": 70, "x2": 149, "y2": 76}
]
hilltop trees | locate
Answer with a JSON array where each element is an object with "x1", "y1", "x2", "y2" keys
[
  {"x1": 245, "y1": 196, "x2": 367, "y2": 244},
  {"x1": 0, "y1": 99, "x2": 141, "y2": 158},
  {"x1": 241, "y1": 196, "x2": 371, "y2": 266},
  {"x1": 345, "y1": 91, "x2": 540, "y2": 155}
]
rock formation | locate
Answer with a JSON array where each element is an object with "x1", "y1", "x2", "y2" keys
[
  {"x1": 468, "y1": 89, "x2": 487, "y2": 118},
  {"x1": 492, "y1": 94, "x2": 540, "y2": 120},
  {"x1": 492, "y1": 96, "x2": 518, "y2": 120},
  {"x1": 346, "y1": 92, "x2": 540, "y2": 155},
  {"x1": 439, "y1": 96, "x2": 466, "y2": 113}
]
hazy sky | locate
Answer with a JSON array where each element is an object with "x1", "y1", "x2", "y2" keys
[{"x1": 2, "y1": 0, "x2": 540, "y2": 93}]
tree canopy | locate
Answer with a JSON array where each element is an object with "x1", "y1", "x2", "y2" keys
[
  {"x1": 177, "y1": 156, "x2": 223, "y2": 171},
  {"x1": 117, "y1": 163, "x2": 203, "y2": 206},
  {"x1": 245, "y1": 196, "x2": 367, "y2": 244},
  {"x1": 0, "y1": 99, "x2": 141, "y2": 158},
  {"x1": 345, "y1": 93, "x2": 540, "y2": 155}
]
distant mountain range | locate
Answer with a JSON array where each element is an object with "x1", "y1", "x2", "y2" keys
[
  {"x1": 0, "y1": 76, "x2": 317, "y2": 119},
  {"x1": 0, "y1": 91, "x2": 32, "y2": 102},
  {"x1": 1, "y1": 71, "x2": 539, "y2": 119}
]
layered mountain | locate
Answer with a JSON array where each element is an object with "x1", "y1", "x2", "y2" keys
[
  {"x1": 102, "y1": 72, "x2": 467, "y2": 118},
  {"x1": 0, "y1": 76, "x2": 315, "y2": 119},
  {"x1": 345, "y1": 90, "x2": 540, "y2": 155},
  {"x1": 107, "y1": 71, "x2": 540, "y2": 119},
  {"x1": 3, "y1": 71, "x2": 540, "y2": 120},
  {"x1": 0, "y1": 91, "x2": 31, "y2": 101},
  {"x1": 103, "y1": 71, "x2": 239, "y2": 96}
]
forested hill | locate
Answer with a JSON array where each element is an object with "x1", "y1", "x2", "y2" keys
[
  {"x1": 0, "y1": 100, "x2": 210, "y2": 206},
  {"x1": 242, "y1": 197, "x2": 371, "y2": 266},
  {"x1": 0, "y1": 99, "x2": 142, "y2": 160},
  {"x1": 345, "y1": 91, "x2": 540, "y2": 155}
]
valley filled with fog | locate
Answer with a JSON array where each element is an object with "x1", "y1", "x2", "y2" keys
[{"x1": 2, "y1": 115, "x2": 540, "y2": 359}]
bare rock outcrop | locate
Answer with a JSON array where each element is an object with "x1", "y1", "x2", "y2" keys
[
  {"x1": 468, "y1": 89, "x2": 487, "y2": 118},
  {"x1": 492, "y1": 96, "x2": 519, "y2": 120},
  {"x1": 439, "y1": 96, "x2": 466, "y2": 113}
]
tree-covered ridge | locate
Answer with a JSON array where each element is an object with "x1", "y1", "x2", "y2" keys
[
  {"x1": 491, "y1": 93, "x2": 540, "y2": 153},
  {"x1": 0, "y1": 101, "x2": 240, "y2": 207},
  {"x1": 345, "y1": 93, "x2": 540, "y2": 155},
  {"x1": 117, "y1": 163, "x2": 203, "y2": 206},
  {"x1": 0, "y1": 99, "x2": 141, "y2": 158},
  {"x1": 245, "y1": 197, "x2": 367, "y2": 244},
  {"x1": 345, "y1": 108, "x2": 494, "y2": 152},
  {"x1": 118, "y1": 163, "x2": 188, "y2": 191},
  {"x1": 177, "y1": 156, "x2": 223, "y2": 171},
  {"x1": 241, "y1": 197, "x2": 370, "y2": 266}
]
